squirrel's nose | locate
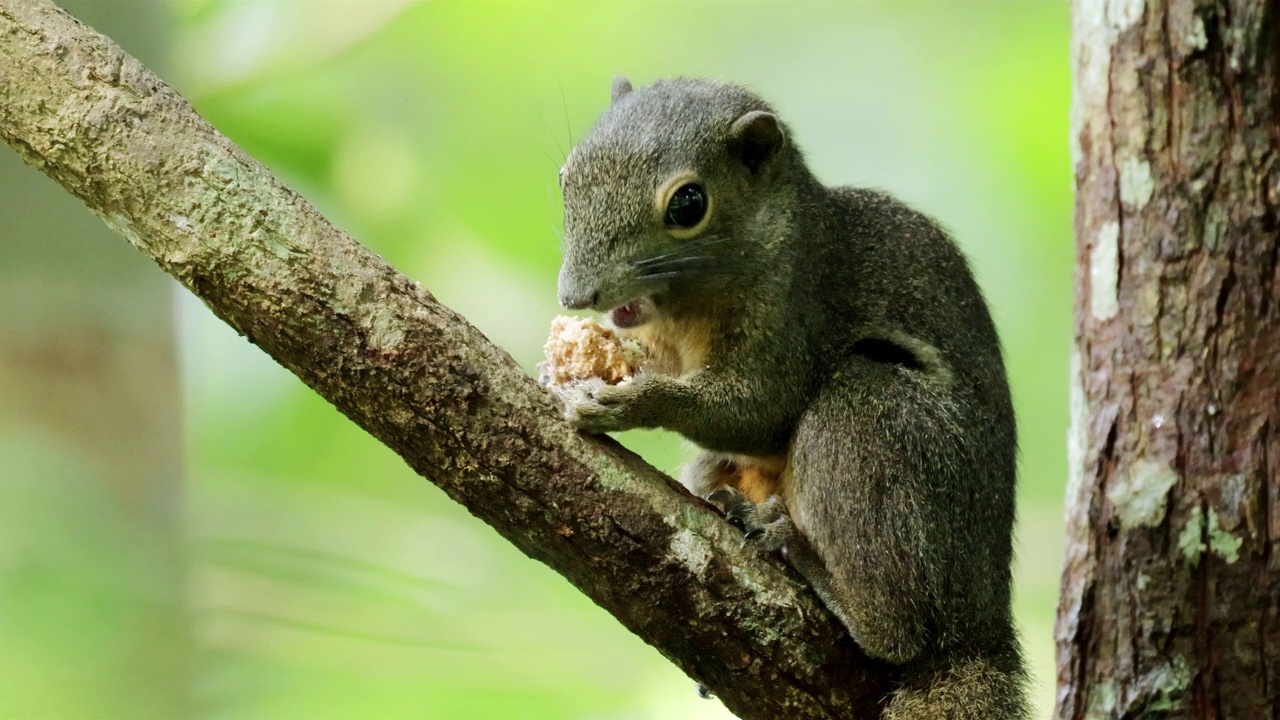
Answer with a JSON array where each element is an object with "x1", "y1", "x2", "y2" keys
[{"x1": 559, "y1": 288, "x2": 600, "y2": 310}]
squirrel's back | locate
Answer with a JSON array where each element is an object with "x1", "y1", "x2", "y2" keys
[{"x1": 807, "y1": 185, "x2": 1019, "y2": 628}]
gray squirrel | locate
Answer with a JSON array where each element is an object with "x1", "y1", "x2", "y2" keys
[{"x1": 554, "y1": 77, "x2": 1027, "y2": 719}]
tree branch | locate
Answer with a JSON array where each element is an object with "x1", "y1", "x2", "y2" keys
[{"x1": 0, "y1": 1, "x2": 891, "y2": 717}]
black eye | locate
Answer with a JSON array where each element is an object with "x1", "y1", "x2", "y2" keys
[{"x1": 664, "y1": 183, "x2": 707, "y2": 228}]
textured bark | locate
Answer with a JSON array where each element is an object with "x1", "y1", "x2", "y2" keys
[
  {"x1": 1060, "y1": 0, "x2": 1280, "y2": 718},
  {"x1": 0, "y1": 1, "x2": 893, "y2": 717}
]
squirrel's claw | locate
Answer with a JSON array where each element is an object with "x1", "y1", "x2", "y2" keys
[
  {"x1": 706, "y1": 488, "x2": 753, "y2": 533},
  {"x1": 705, "y1": 488, "x2": 744, "y2": 513},
  {"x1": 707, "y1": 489, "x2": 794, "y2": 553},
  {"x1": 706, "y1": 488, "x2": 756, "y2": 533}
]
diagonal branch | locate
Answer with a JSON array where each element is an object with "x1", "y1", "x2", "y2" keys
[{"x1": 0, "y1": 1, "x2": 891, "y2": 717}]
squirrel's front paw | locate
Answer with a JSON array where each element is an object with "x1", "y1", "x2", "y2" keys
[
  {"x1": 706, "y1": 489, "x2": 795, "y2": 552},
  {"x1": 558, "y1": 377, "x2": 639, "y2": 434}
]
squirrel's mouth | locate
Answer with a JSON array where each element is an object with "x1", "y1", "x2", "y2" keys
[{"x1": 607, "y1": 298, "x2": 653, "y2": 329}]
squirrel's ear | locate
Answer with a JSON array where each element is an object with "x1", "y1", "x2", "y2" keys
[
  {"x1": 729, "y1": 110, "x2": 784, "y2": 174},
  {"x1": 611, "y1": 76, "x2": 633, "y2": 103}
]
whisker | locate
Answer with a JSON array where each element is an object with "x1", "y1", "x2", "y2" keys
[
  {"x1": 635, "y1": 271, "x2": 683, "y2": 281},
  {"x1": 636, "y1": 261, "x2": 741, "y2": 283},
  {"x1": 680, "y1": 234, "x2": 728, "y2": 250},
  {"x1": 559, "y1": 81, "x2": 573, "y2": 157},
  {"x1": 631, "y1": 255, "x2": 713, "y2": 270},
  {"x1": 630, "y1": 235, "x2": 727, "y2": 268}
]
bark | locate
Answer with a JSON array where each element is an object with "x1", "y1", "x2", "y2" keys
[
  {"x1": 1060, "y1": 0, "x2": 1280, "y2": 718},
  {"x1": 0, "y1": 1, "x2": 893, "y2": 717}
]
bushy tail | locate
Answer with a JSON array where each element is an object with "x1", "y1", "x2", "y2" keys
[{"x1": 884, "y1": 648, "x2": 1028, "y2": 720}]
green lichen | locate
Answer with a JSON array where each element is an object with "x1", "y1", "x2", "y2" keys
[
  {"x1": 582, "y1": 454, "x2": 634, "y2": 493},
  {"x1": 1186, "y1": 15, "x2": 1208, "y2": 50},
  {"x1": 1089, "y1": 222, "x2": 1120, "y2": 321},
  {"x1": 1087, "y1": 679, "x2": 1117, "y2": 717},
  {"x1": 1179, "y1": 506, "x2": 1242, "y2": 566},
  {"x1": 1178, "y1": 506, "x2": 1205, "y2": 565},
  {"x1": 1119, "y1": 155, "x2": 1155, "y2": 210},
  {"x1": 1206, "y1": 508, "x2": 1242, "y2": 564},
  {"x1": 1108, "y1": 459, "x2": 1178, "y2": 529},
  {"x1": 670, "y1": 528, "x2": 712, "y2": 577},
  {"x1": 1146, "y1": 655, "x2": 1191, "y2": 711}
]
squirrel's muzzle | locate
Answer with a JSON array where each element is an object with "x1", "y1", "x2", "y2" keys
[
  {"x1": 559, "y1": 289, "x2": 599, "y2": 310},
  {"x1": 558, "y1": 268, "x2": 600, "y2": 310}
]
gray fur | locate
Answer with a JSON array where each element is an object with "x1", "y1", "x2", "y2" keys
[{"x1": 557, "y1": 78, "x2": 1027, "y2": 719}]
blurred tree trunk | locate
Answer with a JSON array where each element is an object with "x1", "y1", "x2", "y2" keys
[
  {"x1": 0, "y1": 1, "x2": 187, "y2": 716},
  {"x1": 1059, "y1": 0, "x2": 1279, "y2": 718}
]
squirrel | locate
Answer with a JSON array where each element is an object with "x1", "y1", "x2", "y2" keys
[{"x1": 553, "y1": 76, "x2": 1028, "y2": 720}]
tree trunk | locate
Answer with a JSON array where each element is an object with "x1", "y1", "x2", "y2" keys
[{"x1": 1059, "y1": 0, "x2": 1280, "y2": 718}]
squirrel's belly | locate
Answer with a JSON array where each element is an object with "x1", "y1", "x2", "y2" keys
[{"x1": 722, "y1": 453, "x2": 790, "y2": 504}]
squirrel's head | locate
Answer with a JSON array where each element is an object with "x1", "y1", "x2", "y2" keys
[{"x1": 557, "y1": 77, "x2": 796, "y2": 328}]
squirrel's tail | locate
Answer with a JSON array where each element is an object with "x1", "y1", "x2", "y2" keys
[{"x1": 884, "y1": 646, "x2": 1028, "y2": 720}]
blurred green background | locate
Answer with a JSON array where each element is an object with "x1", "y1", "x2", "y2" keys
[{"x1": 0, "y1": 1, "x2": 1071, "y2": 718}]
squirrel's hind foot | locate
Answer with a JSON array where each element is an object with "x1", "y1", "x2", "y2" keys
[{"x1": 706, "y1": 488, "x2": 795, "y2": 552}]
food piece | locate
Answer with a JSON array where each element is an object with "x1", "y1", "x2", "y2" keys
[{"x1": 540, "y1": 315, "x2": 645, "y2": 387}]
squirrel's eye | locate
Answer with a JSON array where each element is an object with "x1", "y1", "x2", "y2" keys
[{"x1": 664, "y1": 183, "x2": 707, "y2": 228}]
